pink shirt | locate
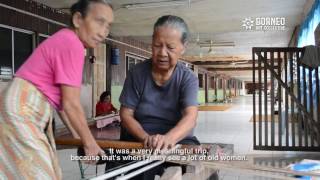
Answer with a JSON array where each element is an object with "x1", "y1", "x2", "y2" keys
[{"x1": 15, "y1": 28, "x2": 85, "y2": 110}]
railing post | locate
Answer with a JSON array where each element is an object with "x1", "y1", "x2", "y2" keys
[{"x1": 252, "y1": 47, "x2": 319, "y2": 151}]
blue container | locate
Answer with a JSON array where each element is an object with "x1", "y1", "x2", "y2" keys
[{"x1": 111, "y1": 48, "x2": 120, "y2": 65}]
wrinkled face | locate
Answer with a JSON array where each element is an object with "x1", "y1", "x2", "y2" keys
[
  {"x1": 73, "y1": 3, "x2": 114, "y2": 48},
  {"x1": 152, "y1": 26, "x2": 185, "y2": 71}
]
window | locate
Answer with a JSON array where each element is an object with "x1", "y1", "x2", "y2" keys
[
  {"x1": 39, "y1": 35, "x2": 48, "y2": 45},
  {"x1": 186, "y1": 63, "x2": 194, "y2": 70},
  {"x1": 127, "y1": 56, "x2": 137, "y2": 71},
  {"x1": 210, "y1": 76, "x2": 215, "y2": 89},
  {"x1": 198, "y1": 73, "x2": 204, "y2": 88},
  {"x1": 218, "y1": 79, "x2": 223, "y2": 89},
  {"x1": 14, "y1": 31, "x2": 33, "y2": 72},
  {"x1": 0, "y1": 26, "x2": 33, "y2": 80},
  {"x1": 181, "y1": 61, "x2": 194, "y2": 71},
  {"x1": 0, "y1": 27, "x2": 12, "y2": 79},
  {"x1": 125, "y1": 53, "x2": 146, "y2": 75}
]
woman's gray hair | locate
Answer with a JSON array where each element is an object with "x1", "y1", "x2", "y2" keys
[{"x1": 153, "y1": 15, "x2": 189, "y2": 44}]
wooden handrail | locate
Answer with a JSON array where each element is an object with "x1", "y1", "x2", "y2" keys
[
  {"x1": 55, "y1": 138, "x2": 207, "y2": 151},
  {"x1": 55, "y1": 138, "x2": 143, "y2": 149}
]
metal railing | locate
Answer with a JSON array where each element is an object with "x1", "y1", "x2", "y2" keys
[{"x1": 253, "y1": 47, "x2": 320, "y2": 151}]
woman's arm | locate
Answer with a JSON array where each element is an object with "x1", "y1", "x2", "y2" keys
[
  {"x1": 120, "y1": 106, "x2": 149, "y2": 142},
  {"x1": 166, "y1": 106, "x2": 198, "y2": 143},
  {"x1": 147, "y1": 106, "x2": 198, "y2": 151},
  {"x1": 61, "y1": 85, "x2": 104, "y2": 162},
  {"x1": 57, "y1": 110, "x2": 80, "y2": 139}
]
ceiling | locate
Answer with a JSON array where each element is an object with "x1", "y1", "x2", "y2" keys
[{"x1": 34, "y1": 0, "x2": 309, "y2": 81}]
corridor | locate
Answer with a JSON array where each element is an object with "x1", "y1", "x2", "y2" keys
[
  {"x1": 57, "y1": 95, "x2": 320, "y2": 179},
  {"x1": 195, "y1": 95, "x2": 255, "y2": 155}
]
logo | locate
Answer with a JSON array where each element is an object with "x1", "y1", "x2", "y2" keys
[
  {"x1": 242, "y1": 18, "x2": 254, "y2": 30},
  {"x1": 242, "y1": 17, "x2": 286, "y2": 31}
]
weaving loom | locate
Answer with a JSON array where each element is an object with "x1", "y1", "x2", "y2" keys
[{"x1": 55, "y1": 138, "x2": 320, "y2": 180}]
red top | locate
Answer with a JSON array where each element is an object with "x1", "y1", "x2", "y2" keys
[{"x1": 95, "y1": 102, "x2": 117, "y2": 117}]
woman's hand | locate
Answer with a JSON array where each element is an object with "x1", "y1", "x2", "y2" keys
[
  {"x1": 61, "y1": 85, "x2": 105, "y2": 164},
  {"x1": 83, "y1": 142, "x2": 105, "y2": 164},
  {"x1": 144, "y1": 134, "x2": 176, "y2": 152},
  {"x1": 120, "y1": 106, "x2": 149, "y2": 142}
]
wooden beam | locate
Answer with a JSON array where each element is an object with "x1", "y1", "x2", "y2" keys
[
  {"x1": 55, "y1": 138, "x2": 210, "y2": 150},
  {"x1": 193, "y1": 59, "x2": 281, "y2": 66},
  {"x1": 182, "y1": 55, "x2": 250, "y2": 62},
  {"x1": 55, "y1": 138, "x2": 144, "y2": 149},
  {"x1": 208, "y1": 66, "x2": 279, "y2": 71},
  {"x1": 193, "y1": 60, "x2": 250, "y2": 65}
]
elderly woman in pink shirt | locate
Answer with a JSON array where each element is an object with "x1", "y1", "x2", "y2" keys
[{"x1": 0, "y1": 0, "x2": 113, "y2": 179}]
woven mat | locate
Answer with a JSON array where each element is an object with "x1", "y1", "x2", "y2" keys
[
  {"x1": 198, "y1": 105, "x2": 232, "y2": 111},
  {"x1": 249, "y1": 114, "x2": 293, "y2": 122}
]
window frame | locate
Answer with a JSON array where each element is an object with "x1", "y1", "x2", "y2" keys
[
  {"x1": 0, "y1": 24, "x2": 34, "y2": 81},
  {"x1": 180, "y1": 61, "x2": 194, "y2": 71},
  {"x1": 125, "y1": 52, "x2": 147, "y2": 77},
  {"x1": 210, "y1": 76, "x2": 215, "y2": 89},
  {"x1": 198, "y1": 73, "x2": 204, "y2": 89},
  {"x1": 38, "y1": 33, "x2": 49, "y2": 45}
]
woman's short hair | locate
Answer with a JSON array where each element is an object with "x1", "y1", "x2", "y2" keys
[
  {"x1": 153, "y1": 15, "x2": 189, "y2": 44},
  {"x1": 70, "y1": 0, "x2": 113, "y2": 28}
]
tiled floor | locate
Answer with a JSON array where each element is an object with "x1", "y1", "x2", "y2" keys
[
  {"x1": 195, "y1": 96, "x2": 254, "y2": 155},
  {"x1": 57, "y1": 95, "x2": 320, "y2": 180},
  {"x1": 195, "y1": 95, "x2": 283, "y2": 155}
]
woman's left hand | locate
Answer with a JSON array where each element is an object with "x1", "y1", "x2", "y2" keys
[{"x1": 145, "y1": 134, "x2": 176, "y2": 152}]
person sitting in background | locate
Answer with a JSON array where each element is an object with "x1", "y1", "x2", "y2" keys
[{"x1": 96, "y1": 91, "x2": 118, "y2": 117}]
